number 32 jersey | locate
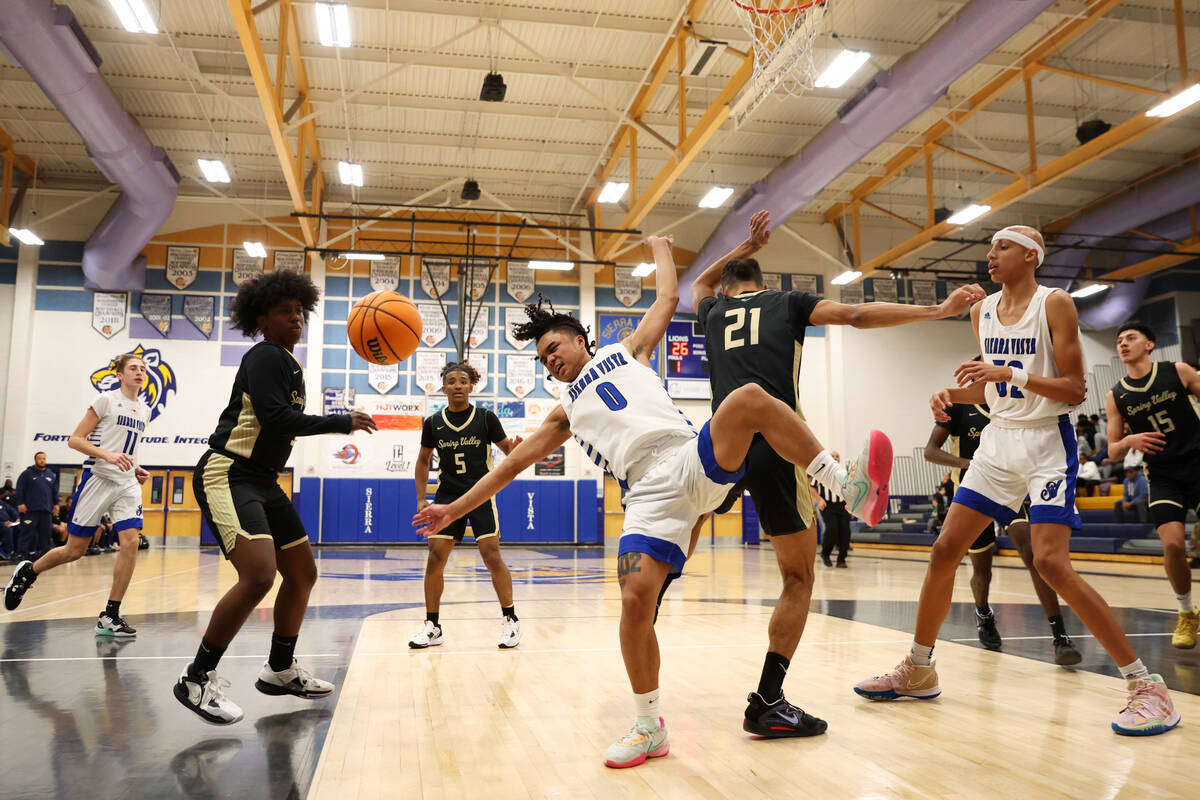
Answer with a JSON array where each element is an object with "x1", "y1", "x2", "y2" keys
[
  {"x1": 1111, "y1": 361, "x2": 1200, "y2": 469},
  {"x1": 85, "y1": 389, "x2": 150, "y2": 483}
]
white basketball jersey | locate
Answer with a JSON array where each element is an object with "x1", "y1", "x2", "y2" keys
[
  {"x1": 979, "y1": 285, "x2": 1075, "y2": 425},
  {"x1": 85, "y1": 389, "x2": 150, "y2": 482},
  {"x1": 559, "y1": 343, "x2": 696, "y2": 484}
]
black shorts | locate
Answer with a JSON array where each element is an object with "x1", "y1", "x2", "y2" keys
[
  {"x1": 195, "y1": 450, "x2": 307, "y2": 559},
  {"x1": 714, "y1": 434, "x2": 814, "y2": 536},
  {"x1": 968, "y1": 523, "x2": 997, "y2": 554},
  {"x1": 432, "y1": 493, "x2": 498, "y2": 543},
  {"x1": 1147, "y1": 465, "x2": 1200, "y2": 527}
]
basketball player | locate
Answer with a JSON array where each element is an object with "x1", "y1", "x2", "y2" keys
[
  {"x1": 4, "y1": 353, "x2": 151, "y2": 638},
  {"x1": 690, "y1": 209, "x2": 985, "y2": 737},
  {"x1": 174, "y1": 270, "x2": 377, "y2": 725},
  {"x1": 1106, "y1": 322, "x2": 1200, "y2": 648},
  {"x1": 854, "y1": 225, "x2": 1179, "y2": 736},
  {"x1": 924, "y1": 400, "x2": 1082, "y2": 664},
  {"x1": 410, "y1": 360, "x2": 524, "y2": 650},
  {"x1": 415, "y1": 234, "x2": 891, "y2": 767}
]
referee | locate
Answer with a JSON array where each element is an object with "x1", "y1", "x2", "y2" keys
[{"x1": 814, "y1": 451, "x2": 850, "y2": 567}]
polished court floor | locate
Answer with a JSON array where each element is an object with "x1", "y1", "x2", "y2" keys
[{"x1": 2, "y1": 543, "x2": 1196, "y2": 799}]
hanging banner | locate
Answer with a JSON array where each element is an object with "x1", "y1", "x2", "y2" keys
[
  {"x1": 183, "y1": 295, "x2": 215, "y2": 338},
  {"x1": 464, "y1": 258, "x2": 492, "y2": 300},
  {"x1": 544, "y1": 370, "x2": 564, "y2": 400},
  {"x1": 762, "y1": 272, "x2": 784, "y2": 291},
  {"x1": 421, "y1": 258, "x2": 450, "y2": 298},
  {"x1": 613, "y1": 266, "x2": 642, "y2": 307},
  {"x1": 139, "y1": 293, "x2": 172, "y2": 337},
  {"x1": 232, "y1": 250, "x2": 264, "y2": 285},
  {"x1": 92, "y1": 292, "x2": 127, "y2": 339},
  {"x1": 911, "y1": 279, "x2": 938, "y2": 306},
  {"x1": 165, "y1": 246, "x2": 199, "y2": 289},
  {"x1": 792, "y1": 274, "x2": 820, "y2": 295},
  {"x1": 274, "y1": 249, "x2": 305, "y2": 273},
  {"x1": 323, "y1": 387, "x2": 356, "y2": 416},
  {"x1": 467, "y1": 306, "x2": 489, "y2": 348},
  {"x1": 598, "y1": 311, "x2": 658, "y2": 372},
  {"x1": 467, "y1": 352, "x2": 488, "y2": 393},
  {"x1": 370, "y1": 256, "x2": 400, "y2": 291},
  {"x1": 506, "y1": 261, "x2": 535, "y2": 303},
  {"x1": 417, "y1": 303, "x2": 447, "y2": 347},
  {"x1": 504, "y1": 306, "x2": 531, "y2": 349},
  {"x1": 415, "y1": 351, "x2": 445, "y2": 393},
  {"x1": 368, "y1": 362, "x2": 399, "y2": 394},
  {"x1": 872, "y1": 279, "x2": 898, "y2": 303},
  {"x1": 506, "y1": 354, "x2": 536, "y2": 398},
  {"x1": 840, "y1": 283, "x2": 864, "y2": 305}
]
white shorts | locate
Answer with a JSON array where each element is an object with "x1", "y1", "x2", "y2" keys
[
  {"x1": 955, "y1": 415, "x2": 1081, "y2": 530},
  {"x1": 68, "y1": 470, "x2": 143, "y2": 537},
  {"x1": 617, "y1": 421, "x2": 745, "y2": 576}
]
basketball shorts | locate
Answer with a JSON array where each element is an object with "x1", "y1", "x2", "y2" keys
[
  {"x1": 195, "y1": 450, "x2": 307, "y2": 559},
  {"x1": 714, "y1": 434, "x2": 815, "y2": 535},
  {"x1": 432, "y1": 493, "x2": 498, "y2": 542},
  {"x1": 1146, "y1": 464, "x2": 1200, "y2": 526},
  {"x1": 953, "y1": 416, "x2": 1082, "y2": 530},
  {"x1": 967, "y1": 523, "x2": 997, "y2": 554},
  {"x1": 68, "y1": 470, "x2": 142, "y2": 537},
  {"x1": 619, "y1": 421, "x2": 745, "y2": 577}
]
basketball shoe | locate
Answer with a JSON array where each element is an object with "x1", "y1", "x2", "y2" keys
[
  {"x1": 174, "y1": 668, "x2": 244, "y2": 725},
  {"x1": 255, "y1": 659, "x2": 334, "y2": 698},
  {"x1": 1172, "y1": 608, "x2": 1198, "y2": 649},
  {"x1": 743, "y1": 692, "x2": 827, "y2": 738},
  {"x1": 853, "y1": 656, "x2": 941, "y2": 700},
  {"x1": 1052, "y1": 634, "x2": 1082, "y2": 666},
  {"x1": 498, "y1": 618, "x2": 521, "y2": 649},
  {"x1": 409, "y1": 620, "x2": 443, "y2": 649},
  {"x1": 976, "y1": 609, "x2": 1002, "y2": 651},
  {"x1": 3, "y1": 560, "x2": 35, "y2": 610},
  {"x1": 1112, "y1": 674, "x2": 1180, "y2": 736},
  {"x1": 837, "y1": 431, "x2": 892, "y2": 526},
  {"x1": 96, "y1": 611, "x2": 137, "y2": 637},
  {"x1": 603, "y1": 717, "x2": 669, "y2": 769}
]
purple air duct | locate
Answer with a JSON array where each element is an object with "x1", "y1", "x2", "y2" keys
[
  {"x1": 681, "y1": 0, "x2": 1059, "y2": 310},
  {"x1": 0, "y1": 1, "x2": 179, "y2": 292}
]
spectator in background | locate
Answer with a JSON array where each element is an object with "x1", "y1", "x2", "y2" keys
[
  {"x1": 927, "y1": 485, "x2": 949, "y2": 536},
  {"x1": 15, "y1": 452, "x2": 58, "y2": 559},
  {"x1": 51, "y1": 497, "x2": 71, "y2": 545},
  {"x1": 0, "y1": 492, "x2": 20, "y2": 560},
  {"x1": 1114, "y1": 464, "x2": 1149, "y2": 524},
  {"x1": 1091, "y1": 414, "x2": 1107, "y2": 451},
  {"x1": 938, "y1": 471, "x2": 955, "y2": 500},
  {"x1": 1077, "y1": 423, "x2": 1096, "y2": 461},
  {"x1": 814, "y1": 452, "x2": 851, "y2": 568}
]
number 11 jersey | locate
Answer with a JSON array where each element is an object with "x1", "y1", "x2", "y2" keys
[{"x1": 85, "y1": 389, "x2": 150, "y2": 483}]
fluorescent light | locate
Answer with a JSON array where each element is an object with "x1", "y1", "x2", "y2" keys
[
  {"x1": 946, "y1": 203, "x2": 991, "y2": 226},
  {"x1": 814, "y1": 49, "x2": 870, "y2": 89},
  {"x1": 107, "y1": 0, "x2": 157, "y2": 34},
  {"x1": 831, "y1": 269, "x2": 862, "y2": 285},
  {"x1": 315, "y1": 2, "x2": 351, "y2": 47},
  {"x1": 529, "y1": 260, "x2": 574, "y2": 271},
  {"x1": 597, "y1": 181, "x2": 628, "y2": 204},
  {"x1": 1145, "y1": 84, "x2": 1200, "y2": 118},
  {"x1": 197, "y1": 159, "x2": 231, "y2": 183},
  {"x1": 340, "y1": 252, "x2": 384, "y2": 261},
  {"x1": 9, "y1": 228, "x2": 44, "y2": 246},
  {"x1": 699, "y1": 186, "x2": 735, "y2": 208},
  {"x1": 338, "y1": 161, "x2": 364, "y2": 187},
  {"x1": 1070, "y1": 283, "x2": 1109, "y2": 298},
  {"x1": 243, "y1": 241, "x2": 267, "y2": 259},
  {"x1": 631, "y1": 262, "x2": 655, "y2": 277}
]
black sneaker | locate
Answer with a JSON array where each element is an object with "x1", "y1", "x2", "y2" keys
[
  {"x1": 976, "y1": 611, "x2": 1002, "y2": 651},
  {"x1": 836, "y1": 560, "x2": 848, "y2": 568},
  {"x1": 1053, "y1": 634, "x2": 1082, "y2": 666},
  {"x1": 3, "y1": 561, "x2": 35, "y2": 611},
  {"x1": 96, "y1": 612, "x2": 137, "y2": 637},
  {"x1": 743, "y1": 692, "x2": 828, "y2": 738},
  {"x1": 820, "y1": 554, "x2": 833, "y2": 567}
]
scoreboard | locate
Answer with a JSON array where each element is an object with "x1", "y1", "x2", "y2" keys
[{"x1": 665, "y1": 320, "x2": 707, "y2": 378}]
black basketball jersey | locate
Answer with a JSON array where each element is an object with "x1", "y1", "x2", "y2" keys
[
  {"x1": 1111, "y1": 361, "x2": 1200, "y2": 468},
  {"x1": 421, "y1": 405, "x2": 507, "y2": 497},
  {"x1": 697, "y1": 289, "x2": 821, "y2": 411},
  {"x1": 935, "y1": 403, "x2": 991, "y2": 484}
]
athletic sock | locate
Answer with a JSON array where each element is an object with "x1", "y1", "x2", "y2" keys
[
  {"x1": 756, "y1": 652, "x2": 790, "y2": 704},
  {"x1": 634, "y1": 688, "x2": 661, "y2": 730},
  {"x1": 806, "y1": 450, "x2": 845, "y2": 493},
  {"x1": 501, "y1": 605, "x2": 517, "y2": 622},
  {"x1": 1048, "y1": 614, "x2": 1067, "y2": 639},
  {"x1": 909, "y1": 641, "x2": 934, "y2": 667},
  {"x1": 1118, "y1": 658, "x2": 1150, "y2": 681},
  {"x1": 426, "y1": 611, "x2": 439, "y2": 628},
  {"x1": 268, "y1": 633, "x2": 298, "y2": 672},
  {"x1": 188, "y1": 638, "x2": 226, "y2": 682},
  {"x1": 1176, "y1": 592, "x2": 1194, "y2": 613},
  {"x1": 105, "y1": 599, "x2": 121, "y2": 618}
]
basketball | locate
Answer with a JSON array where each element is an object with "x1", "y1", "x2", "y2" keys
[{"x1": 347, "y1": 290, "x2": 422, "y2": 364}]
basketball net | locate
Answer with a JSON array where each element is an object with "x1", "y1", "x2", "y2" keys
[{"x1": 729, "y1": 0, "x2": 830, "y2": 128}]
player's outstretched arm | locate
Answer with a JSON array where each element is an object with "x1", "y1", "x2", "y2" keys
[
  {"x1": 809, "y1": 283, "x2": 986, "y2": 328},
  {"x1": 68, "y1": 407, "x2": 133, "y2": 472},
  {"x1": 625, "y1": 235, "x2": 679, "y2": 366},
  {"x1": 689, "y1": 209, "x2": 770, "y2": 310},
  {"x1": 922, "y1": 423, "x2": 970, "y2": 470},
  {"x1": 1178, "y1": 361, "x2": 1200, "y2": 401}
]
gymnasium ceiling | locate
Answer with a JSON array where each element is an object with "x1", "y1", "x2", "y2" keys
[{"x1": 2, "y1": 0, "x2": 1200, "y2": 270}]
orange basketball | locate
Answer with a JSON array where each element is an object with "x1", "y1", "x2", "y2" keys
[{"x1": 348, "y1": 290, "x2": 422, "y2": 364}]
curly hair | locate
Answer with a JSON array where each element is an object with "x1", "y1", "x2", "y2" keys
[
  {"x1": 511, "y1": 294, "x2": 594, "y2": 353},
  {"x1": 441, "y1": 360, "x2": 480, "y2": 385},
  {"x1": 229, "y1": 270, "x2": 320, "y2": 337}
]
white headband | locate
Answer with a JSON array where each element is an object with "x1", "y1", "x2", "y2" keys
[{"x1": 991, "y1": 227, "x2": 1044, "y2": 266}]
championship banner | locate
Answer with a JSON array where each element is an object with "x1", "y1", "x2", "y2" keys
[
  {"x1": 418, "y1": 303, "x2": 447, "y2": 346},
  {"x1": 467, "y1": 306, "x2": 489, "y2": 348},
  {"x1": 274, "y1": 250, "x2": 305, "y2": 273},
  {"x1": 544, "y1": 370, "x2": 564, "y2": 399},
  {"x1": 504, "y1": 306, "x2": 531, "y2": 349},
  {"x1": 165, "y1": 246, "x2": 199, "y2": 289},
  {"x1": 368, "y1": 362, "x2": 398, "y2": 394},
  {"x1": 421, "y1": 258, "x2": 450, "y2": 298},
  {"x1": 183, "y1": 295, "x2": 215, "y2": 338},
  {"x1": 506, "y1": 261, "x2": 535, "y2": 302},
  {"x1": 613, "y1": 266, "x2": 642, "y2": 307},
  {"x1": 911, "y1": 279, "x2": 937, "y2": 306},
  {"x1": 92, "y1": 292, "x2": 126, "y2": 339},
  {"x1": 232, "y1": 250, "x2": 263, "y2": 285},
  {"x1": 506, "y1": 354, "x2": 536, "y2": 398},
  {"x1": 792, "y1": 274, "x2": 820, "y2": 295},
  {"x1": 763, "y1": 272, "x2": 784, "y2": 291},
  {"x1": 464, "y1": 258, "x2": 492, "y2": 300},
  {"x1": 415, "y1": 351, "x2": 444, "y2": 393},
  {"x1": 140, "y1": 293, "x2": 172, "y2": 337},
  {"x1": 370, "y1": 256, "x2": 400, "y2": 291},
  {"x1": 467, "y1": 352, "x2": 488, "y2": 393},
  {"x1": 872, "y1": 279, "x2": 898, "y2": 303},
  {"x1": 840, "y1": 283, "x2": 864, "y2": 305}
]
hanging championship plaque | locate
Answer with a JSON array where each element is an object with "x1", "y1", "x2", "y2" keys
[
  {"x1": 274, "y1": 250, "x2": 305, "y2": 273},
  {"x1": 165, "y1": 246, "x2": 198, "y2": 289},
  {"x1": 140, "y1": 293, "x2": 172, "y2": 336},
  {"x1": 183, "y1": 295, "x2": 215, "y2": 338},
  {"x1": 792, "y1": 274, "x2": 820, "y2": 294},
  {"x1": 92, "y1": 292, "x2": 127, "y2": 339},
  {"x1": 911, "y1": 279, "x2": 938, "y2": 306},
  {"x1": 467, "y1": 352, "x2": 488, "y2": 393},
  {"x1": 232, "y1": 250, "x2": 263, "y2": 285},
  {"x1": 370, "y1": 256, "x2": 400, "y2": 291},
  {"x1": 840, "y1": 283, "x2": 864, "y2": 305},
  {"x1": 415, "y1": 351, "x2": 444, "y2": 393},
  {"x1": 506, "y1": 261, "x2": 535, "y2": 303},
  {"x1": 420, "y1": 258, "x2": 450, "y2": 298},
  {"x1": 418, "y1": 303, "x2": 447, "y2": 346},
  {"x1": 613, "y1": 266, "x2": 642, "y2": 307},
  {"x1": 464, "y1": 258, "x2": 491, "y2": 301},
  {"x1": 505, "y1": 306, "x2": 531, "y2": 349},
  {"x1": 872, "y1": 279, "x2": 898, "y2": 303},
  {"x1": 467, "y1": 306, "x2": 489, "y2": 348},
  {"x1": 544, "y1": 369, "x2": 564, "y2": 399},
  {"x1": 368, "y1": 362, "x2": 398, "y2": 394},
  {"x1": 506, "y1": 355, "x2": 536, "y2": 398},
  {"x1": 762, "y1": 272, "x2": 783, "y2": 291}
]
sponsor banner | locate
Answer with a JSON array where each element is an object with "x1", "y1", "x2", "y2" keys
[
  {"x1": 911, "y1": 279, "x2": 938, "y2": 306},
  {"x1": 613, "y1": 266, "x2": 641, "y2": 307},
  {"x1": 763, "y1": 272, "x2": 784, "y2": 291},
  {"x1": 360, "y1": 395, "x2": 424, "y2": 430},
  {"x1": 504, "y1": 306, "x2": 530, "y2": 349},
  {"x1": 323, "y1": 386, "x2": 356, "y2": 416},
  {"x1": 535, "y1": 446, "x2": 566, "y2": 476},
  {"x1": 384, "y1": 443, "x2": 415, "y2": 473},
  {"x1": 421, "y1": 258, "x2": 450, "y2": 298},
  {"x1": 506, "y1": 261, "x2": 535, "y2": 302},
  {"x1": 140, "y1": 293, "x2": 172, "y2": 337},
  {"x1": 840, "y1": 283, "x2": 864, "y2": 305},
  {"x1": 165, "y1": 246, "x2": 199, "y2": 289},
  {"x1": 274, "y1": 249, "x2": 306, "y2": 273},
  {"x1": 467, "y1": 352, "x2": 488, "y2": 393},
  {"x1": 792, "y1": 273, "x2": 820, "y2": 295},
  {"x1": 183, "y1": 295, "x2": 215, "y2": 338},
  {"x1": 415, "y1": 351, "x2": 445, "y2": 393},
  {"x1": 467, "y1": 306, "x2": 489, "y2": 348},
  {"x1": 463, "y1": 258, "x2": 492, "y2": 300},
  {"x1": 368, "y1": 362, "x2": 398, "y2": 394},
  {"x1": 232, "y1": 250, "x2": 263, "y2": 285},
  {"x1": 370, "y1": 256, "x2": 400, "y2": 291},
  {"x1": 418, "y1": 303, "x2": 447, "y2": 347},
  {"x1": 598, "y1": 311, "x2": 658, "y2": 372},
  {"x1": 327, "y1": 441, "x2": 364, "y2": 472},
  {"x1": 506, "y1": 354, "x2": 536, "y2": 397},
  {"x1": 92, "y1": 292, "x2": 127, "y2": 339},
  {"x1": 872, "y1": 279, "x2": 898, "y2": 303}
]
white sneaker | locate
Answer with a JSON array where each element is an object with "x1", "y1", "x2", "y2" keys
[
  {"x1": 95, "y1": 611, "x2": 137, "y2": 637},
  {"x1": 837, "y1": 430, "x2": 893, "y2": 526},
  {"x1": 499, "y1": 618, "x2": 521, "y2": 649},
  {"x1": 409, "y1": 619, "x2": 444, "y2": 649},
  {"x1": 603, "y1": 717, "x2": 669, "y2": 769},
  {"x1": 254, "y1": 659, "x2": 334, "y2": 698},
  {"x1": 174, "y1": 668, "x2": 244, "y2": 725}
]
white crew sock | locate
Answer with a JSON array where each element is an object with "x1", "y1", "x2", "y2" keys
[
  {"x1": 1176, "y1": 592, "x2": 1194, "y2": 613},
  {"x1": 634, "y1": 689, "x2": 660, "y2": 729},
  {"x1": 909, "y1": 641, "x2": 934, "y2": 667},
  {"x1": 806, "y1": 450, "x2": 845, "y2": 493},
  {"x1": 1118, "y1": 658, "x2": 1150, "y2": 681}
]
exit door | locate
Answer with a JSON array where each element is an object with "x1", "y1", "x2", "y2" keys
[
  {"x1": 140, "y1": 469, "x2": 169, "y2": 538},
  {"x1": 164, "y1": 469, "x2": 202, "y2": 540}
]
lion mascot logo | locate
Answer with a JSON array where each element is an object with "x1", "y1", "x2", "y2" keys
[{"x1": 90, "y1": 344, "x2": 178, "y2": 422}]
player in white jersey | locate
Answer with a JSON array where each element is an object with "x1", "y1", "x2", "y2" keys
[
  {"x1": 415, "y1": 235, "x2": 894, "y2": 768},
  {"x1": 854, "y1": 225, "x2": 1180, "y2": 737},
  {"x1": 3, "y1": 353, "x2": 151, "y2": 637}
]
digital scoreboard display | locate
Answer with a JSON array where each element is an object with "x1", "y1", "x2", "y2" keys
[{"x1": 665, "y1": 320, "x2": 707, "y2": 379}]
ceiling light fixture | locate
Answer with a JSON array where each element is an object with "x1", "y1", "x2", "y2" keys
[
  {"x1": 337, "y1": 161, "x2": 363, "y2": 187},
  {"x1": 529, "y1": 260, "x2": 573, "y2": 271},
  {"x1": 314, "y1": 2, "x2": 351, "y2": 48},
  {"x1": 243, "y1": 241, "x2": 267, "y2": 259},
  {"x1": 9, "y1": 228, "x2": 44, "y2": 246},
  {"x1": 1070, "y1": 283, "x2": 1109, "y2": 298},
  {"x1": 480, "y1": 72, "x2": 507, "y2": 102},
  {"x1": 1145, "y1": 84, "x2": 1200, "y2": 118},
  {"x1": 597, "y1": 181, "x2": 629, "y2": 204},
  {"x1": 631, "y1": 262, "x2": 656, "y2": 277},
  {"x1": 831, "y1": 269, "x2": 863, "y2": 285},
  {"x1": 814, "y1": 49, "x2": 871, "y2": 89},
  {"x1": 946, "y1": 203, "x2": 992, "y2": 226},
  {"x1": 698, "y1": 186, "x2": 735, "y2": 208},
  {"x1": 340, "y1": 252, "x2": 385, "y2": 261},
  {"x1": 197, "y1": 159, "x2": 231, "y2": 183},
  {"x1": 107, "y1": 0, "x2": 157, "y2": 34}
]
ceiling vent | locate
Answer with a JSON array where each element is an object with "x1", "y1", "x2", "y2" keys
[{"x1": 682, "y1": 39, "x2": 727, "y2": 78}]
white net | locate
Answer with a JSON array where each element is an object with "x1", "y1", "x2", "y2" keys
[{"x1": 729, "y1": 0, "x2": 831, "y2": 126}]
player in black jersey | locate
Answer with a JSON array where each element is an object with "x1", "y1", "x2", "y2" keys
[
  {"x1": 410, "y1": 361, "x2": 523, "y2": 650},
  {"x1": 691, "y1": 209, "x2": 985, "y2": 738},
  {"x1": 1107, "y1": 322, "x2": 1200, "y2": 648},
  {"x1": 175, "y1": 271, "x2": 377, "y2": 725}
]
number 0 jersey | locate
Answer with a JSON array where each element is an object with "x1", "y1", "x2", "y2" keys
[
  {"x1": 559, "y1": 343, "x2": 696, "y2": 484},
  {"x1": 420, "y1": 405, "x2": 507, "y2": 497},
  {"x1": 85, "y1": 389, "x2": 150, "y2": 483},
  {"x1": 1111, "y1": 361, "x2": 1200, "y2": 469}
]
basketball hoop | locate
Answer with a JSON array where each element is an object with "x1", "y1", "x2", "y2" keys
[{"x1": 728, "y1": 0, "x2": 831, "y2": 127}]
